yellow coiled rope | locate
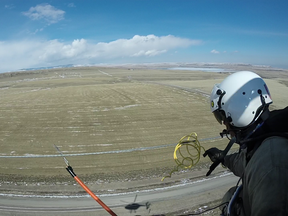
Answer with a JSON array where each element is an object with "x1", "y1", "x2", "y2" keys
[{"x1": 161, "y1": 132, "x2": 206, "y2": 181}]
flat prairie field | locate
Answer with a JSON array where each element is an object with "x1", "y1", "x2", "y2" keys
[{"x1": 0, "y1": 66, "x2": 287, "y2": 190}]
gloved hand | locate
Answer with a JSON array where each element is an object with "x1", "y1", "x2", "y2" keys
[{"x1": 203, "y1": 147, "x2": 225, "y2": 163}]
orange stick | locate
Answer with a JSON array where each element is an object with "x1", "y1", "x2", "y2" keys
[
  {"x1": 54, "y1": 145, "x2": 117, "y2": 216},
  {"x1": 73, "y1": 176, "x2": 117, "y2": 216}
]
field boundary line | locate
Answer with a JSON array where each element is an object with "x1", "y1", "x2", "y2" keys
[{"x1": 0, "y1": 136, "x2": 221, "y2": 158}]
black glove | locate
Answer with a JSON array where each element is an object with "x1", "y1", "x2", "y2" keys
[{"x1": 203, "y1": 147, "x2": 224, "y2": 163}]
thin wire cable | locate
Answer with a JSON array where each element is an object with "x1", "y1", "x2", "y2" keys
[
  {"x1": 178, "y1": 202, "x2": 229, "y2": 215},
  {"x1": 181, "y1": 177, "x2": 243, "y2": 216},
  {"x1": 162, "y1": 132, "x2": 206, "y2": 181}
]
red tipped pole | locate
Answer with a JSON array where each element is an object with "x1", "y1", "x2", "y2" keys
[
  {"x1": 54, "y1": 145, "x2": 117, "y2": 216},
  {"x1": 66, "y1": 166, "x2": 117, "y2": 216}
]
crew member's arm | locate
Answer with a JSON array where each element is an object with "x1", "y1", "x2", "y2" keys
[{"x1": 223, "y1": 149, "x2": 247, "y2": 177}]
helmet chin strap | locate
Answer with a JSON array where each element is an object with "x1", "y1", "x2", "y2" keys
[
  {"x1": 219, "y1": 128, "x2": 243, "y2": 144},
  {"x1": 221, "y1": 108, "x2": 270, "y2": 145},
  {"x1": 220, "y1": 129, "x2": 230, "y2": 138}
]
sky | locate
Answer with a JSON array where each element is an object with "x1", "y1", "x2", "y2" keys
[{"x1": 0, "y1": 0, "x2": 288, "y2": 73}]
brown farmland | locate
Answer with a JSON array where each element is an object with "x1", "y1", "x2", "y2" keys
[{"x1": 0, "y1": 66, "x2": 287, "y2": 215}]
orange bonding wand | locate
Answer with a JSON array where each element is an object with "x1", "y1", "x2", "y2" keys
[{"x1": 54, "y1": 145, "x2": 117, "y2": 216}]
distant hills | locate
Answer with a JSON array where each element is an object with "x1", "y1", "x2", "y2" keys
[{"x1": 9, "y1": 62, "x2": 288, "y2": 74}]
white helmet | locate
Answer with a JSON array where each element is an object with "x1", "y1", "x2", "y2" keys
[{"x1": 210, "y1": 71, "x2": 272, "y2": 128}]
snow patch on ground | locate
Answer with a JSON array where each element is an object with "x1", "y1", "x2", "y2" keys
[{"x1": 0, "y1": 171, "x2": 232, "y2": 198}]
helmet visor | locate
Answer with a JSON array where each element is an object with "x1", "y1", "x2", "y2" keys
[{"x1": 213, "y1": 110, "x2": 226, "y2": 125}]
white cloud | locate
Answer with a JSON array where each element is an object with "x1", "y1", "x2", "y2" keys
[
  {"x1": 0, "y1": 35, "x2": 202, "y2": 72},
  {"x1": 132, "y1": 49, "x2": 167, "y2": 57},
  {"x1": 94, "y1": 35, "x2": 200, "y2": 58},
  {"x1": 211, "y1": 49, "x2": 220, "y2": 54},
  {"x1": 22, "y1": 4, "x2": 65, "y2": 24},
  {"x1": 5, "y1": 4, "x2": 15, "y2": 9},
  {"x1": 67, "y1": 3, "x2": 76, "y2": 8}
]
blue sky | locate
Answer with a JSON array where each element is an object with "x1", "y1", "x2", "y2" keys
[{"x1": 1, "y1": 0, "x2": 288, "y2": 72}]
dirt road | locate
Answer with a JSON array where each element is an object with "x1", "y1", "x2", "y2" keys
[{"x1": 0, "y1": 171, "x2": 238, "y2": 216}]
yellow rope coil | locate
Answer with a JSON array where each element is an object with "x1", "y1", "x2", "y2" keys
[{"x1": 161, "y1": 132, "x2": 206, "y2": 181}]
